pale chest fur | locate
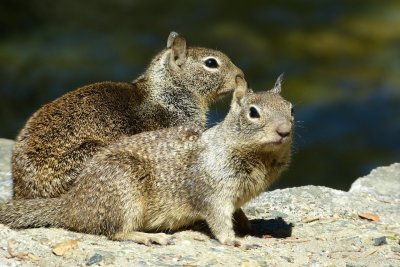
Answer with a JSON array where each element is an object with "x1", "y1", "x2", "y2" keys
[
  {"x1": 200, "y1": 131, "x2": 288, "y2": 210},
  {"x1": 200, "y1": 143, "x2": 270, "y2": 209}
]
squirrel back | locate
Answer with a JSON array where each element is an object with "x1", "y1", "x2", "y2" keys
[
  {"x1": 1, "y1": 75, "x2": 293, "y2": 248},
  {"x1": 12, "y1": 32, "x2": 244, "y2": 199}
]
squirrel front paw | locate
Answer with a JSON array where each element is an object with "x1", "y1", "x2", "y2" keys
[{"x1": 220, "y1": 237, "x2": 260, "y2": 250}]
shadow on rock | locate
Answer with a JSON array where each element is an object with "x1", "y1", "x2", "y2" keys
[
  {"x1": 250, "y1": 217, "x2": 293, "y2": 238},
  {"x1": 179, "y1": 216, "x2": 293, "y2": 239}
]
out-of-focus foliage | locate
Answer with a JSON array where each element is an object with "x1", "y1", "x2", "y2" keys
[{"x1": 1, "y1": 0, "x2": 399, "y2": 190}]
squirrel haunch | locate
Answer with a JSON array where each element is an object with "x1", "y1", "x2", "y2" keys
[
  {"x1": 1, "y1": 76, "x2": 293, "y2": 248},
  {"x1": 12, "y1": 32, "x2": 244, "y2": 199}
]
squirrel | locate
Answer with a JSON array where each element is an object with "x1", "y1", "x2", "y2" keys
[
  {"x1": 0, "y1": 75, "x2": 293, "y2": 248},
  {"x1": 12, "y1": 31, "x2": 244, "y2": 200}
]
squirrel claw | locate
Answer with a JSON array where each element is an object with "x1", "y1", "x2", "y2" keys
[
  {"x1": 115, "y1": 232, "x2": 175, "y2": 246},
  {"x1": 222, "y1": 238, "x2": 260, "y2": 250},
  {"x1": 147, "y1": 234, "x2": 175, "y2": 246},
  {"x1": 240, "y1": 242, "x2": 261, "y2": 250}
]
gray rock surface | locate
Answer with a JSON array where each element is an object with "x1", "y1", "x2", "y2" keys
[
  {"x1": 349, "y1": 163, "x2": 400, "y2": 198},
  {"x1": 0, "y1": 138, "x2": 13, "y2": 202},
  {"x1": 0, "y1": 138, "x2": 399, "y2": 266}
]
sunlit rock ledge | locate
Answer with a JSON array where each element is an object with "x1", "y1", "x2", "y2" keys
[{"x1": 0, "y1": 138, "x2": 399, "y2": 266}]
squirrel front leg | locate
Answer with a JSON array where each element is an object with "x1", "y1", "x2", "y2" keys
[
  {"x1": 205, "y1": 204, "x2": 258, "y2": 250},
  {"x1": 204, "y1": 203, "x2": 237, "y2": 246}
]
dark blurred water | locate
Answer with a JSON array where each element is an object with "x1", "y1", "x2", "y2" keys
[{"x1": 1, "y1": 0, "x2": 399, "y2": 190}]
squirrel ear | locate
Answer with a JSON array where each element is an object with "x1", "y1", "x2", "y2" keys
[
  {"x1": 167, "y1": 31, "x2": 187, "y2": 66},
  {"x1": 271, "y1": 73, "x2": 284, "y2": 94},
  {"x1": 233, "y1": 76, "x2": 248, "y2": 105}
]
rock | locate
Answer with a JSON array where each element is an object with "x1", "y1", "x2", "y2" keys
[
  {"x1": 0, "y1": 140, "x2": 399, "y2": 266},
  {"x1": 86, "y1": 253, "x2": 103, "y2": 266},
  {"x1": 0, "y1": 138, "x2": 14, "y2": 202},
  {"x1": 391, "y1": 246, "x2": 400, "y2": 253},
  {"x1": 349, "y1": 163, "x2": 400, "y2": 197},
  {"x1": 52, "y1": 239, "x2": 79, "y2": 256},
  {"x1": 241, "y1": 260, "x2": 261, "y2": 267},
  {"x1": 373, "y1": 236, "x2": 387, "y2": 246}
]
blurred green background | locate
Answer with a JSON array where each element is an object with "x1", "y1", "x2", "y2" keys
[{"x1": 1, "y1": 0, "x2": 399, "y2": 190}]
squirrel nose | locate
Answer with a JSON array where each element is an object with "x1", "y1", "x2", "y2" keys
[{"x1": 276, "y1": 123, "x2": 291, "y2": 138}]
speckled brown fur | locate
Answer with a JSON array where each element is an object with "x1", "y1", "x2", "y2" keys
[
  {"x1": 1, "y1": 76, "x2": 293, "y2": 248},
  {"x1": 12, "y1": 32, "x2": 244, "y2": 199}
]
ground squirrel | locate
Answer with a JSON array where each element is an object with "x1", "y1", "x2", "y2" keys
[
  {"x1": 12, "y1": 31, "x2": 244, "y2": 200},
  {"x1": 0, "y1": 75, "x2": 293, "y2": 248}
]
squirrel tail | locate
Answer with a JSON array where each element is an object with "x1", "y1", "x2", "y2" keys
[{"x1": 0, "y1": 198, "x2": 63, "y2": 228}]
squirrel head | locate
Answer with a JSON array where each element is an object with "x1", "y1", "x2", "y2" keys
[
  {"x1": 225, "y1": 74, "x2": 293, "y2": 151},
  {"x1": 146, "y1": 32, "x2": 244, "y2": 103}
]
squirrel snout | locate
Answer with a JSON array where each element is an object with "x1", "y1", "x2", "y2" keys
[{"x1": 276, "y1": 123, "x2": 291, "y2": 138}]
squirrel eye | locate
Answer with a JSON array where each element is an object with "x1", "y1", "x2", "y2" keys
[
  {"x1": 204, "y1": 58, "x2": 219, "y2": 68},
  {"x1": 291, "y1": 107, "x2": 294, "y2": 116},
  {"x1": 249, "y1": 107, "x2": 260, "y2": 118}
]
